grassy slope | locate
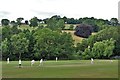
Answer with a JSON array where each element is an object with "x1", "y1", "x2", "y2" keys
[
  {"x1": 62, "y1": 30, "x2": 83, "y2": 45},
  {"x1": 2, "y1": 60, "x2": 118, "y2": 78}
]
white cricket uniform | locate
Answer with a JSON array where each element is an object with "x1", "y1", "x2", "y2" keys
[
  {"x1": 56, "y1": 57, "x2": 58, "y2": 62},
  {"x1": 7, "y1": 58, "x2": 9, "y2": 64},
  {"x1": 31, "y1": 60, "x2": 35, "y2": 66},
  {"x1": 19, "y1": 59, "x2": 22, "y2": 68},
  {"x1": 91, "y1": 58, "x2": 94, "y2": 64},
  {"x1": 39, "y1": 59, "x2": 43, "y2": 66},
  {"x1": 19, "y1": 60, "x2": 21, "y2": 64}
]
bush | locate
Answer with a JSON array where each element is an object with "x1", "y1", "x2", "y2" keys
[{"x1": 74, "y1": 24, "x2": 93, "y2": 38}]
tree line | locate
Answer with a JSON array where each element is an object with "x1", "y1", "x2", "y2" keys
[
  {"x1": 1, "y1": 15, "x2": 120, "y2": 60},
  {"x1": 1, "y1": 15, "x2": 119, "y2": 28}
]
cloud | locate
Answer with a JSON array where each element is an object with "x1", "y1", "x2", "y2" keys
[
  {"x1": 0, "y1": 11, "x2": 10, "y2": 18},
  {"x1": 31, "y1": 10, "x2": 63, "y2": 17}
]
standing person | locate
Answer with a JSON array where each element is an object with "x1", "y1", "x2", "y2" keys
[
  {"x1": 7, "y1": 58, "x2": 9, "y2": 64},
  {"x1": 56, "y1": 57, "x2": 58, "y2": 62},
  {"x1": 39, "y1": 59, "x2": 43, "y2": 66},
  {"x1": 19, "y1": 59, "x2": 22, "y2": 68},
  {"x1": 91, "y1": 58, "x2": 94, "y2": 64},
  {"x1": 31, "y1": 60, "x2": 35, "y2": 66},
  {"x1": 110, "y1": 59, "x2": 113, "y2": 63}
]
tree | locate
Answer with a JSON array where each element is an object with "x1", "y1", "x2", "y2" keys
[
  {"x1": 82, "y1": 47, "x2": 91, "y2": 59},
  {"x1": 74, "y1": 24, "x2": 93, "y2": 38},
  {"x1": 10, "y1": 21, "x2": 17, "y2": 27},
  {"x1": 69, "y1": 25, "x2": 74, "y2": 30},
  {"x1": 1, "y1": 19, "x2": 10, "y2": 26},
  {"x1": 29, "y1": 17, "x2": 39, "y2": 27},
  {"x1": 76, "y1": 39, "x2": 88, "y2": 52},
  {"x1": 82, "y1": 19, "x2": 99, "y2": 32},
  {"x1": 51, "y1": 15, "x2": 61, "y2": 20},
  {"x1": 34, "y1": 28, "x2": 74, "y2": 60},
  {"x1": 87, "y1": 27, "x2": 120, "y2": 56},
  {"x1": 34, "y1": 28, "x2": 60, "y2": 59},
  {"x1": 16, "y1": 17, "x2": 24, "y2": 26},
  {"x1": 57, "y1": 19, "x2": 65, "y2": 30},
  {"x1": 2, "y1": 38, "x2": 9, "y2": 60},
  {"x1": 10, "y1": 33, "x2": 29, "y2": 60},
  {"x1": 47, "y1": 17, "x2": 65, "y2": 30},
  {"x1": 91, "y1": 39, "x2": 115, "y2": 59},
  {"x1": 62, "y1": 16, "x2": 67, "y2": 23},
  {"x1": 110, "y1": 18, "x2": 119, "y2": 26},
  {"x1": 43, "y1": 18, "x2": 49, "y2": 24},
  {"x1": 2, "y1": 26, "x2": 21, "y2": 41},
  {"x1": 2, "y1": 38, "x2": 14, "y2": 60},
  {"x1": 25, "y1": 20, "x2": 29, "y2": 25},
  {"x1": 23, "y1": 29, "x2": 35, "y2": 59},
  {"x1": 2, "y1": 26, "x2": 12, "y2": 40},
  {"x1": 11, "y1": 26, "x2": 21, "y2": 34}
]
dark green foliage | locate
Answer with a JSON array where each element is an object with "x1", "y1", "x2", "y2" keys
[
  {"x1": 66, "y1": 18, "x2": 80, "y2": 24},
  {"x1": 34, "y1": 28, "x2": 74, "y2": 60},
  {"x1": 10, "y1": 21, "x2": 17, "y2": 27},
  {"x1": 51, "y1": 15, "x2": 61, "y2": 20},
  {"x1": 1, "y1": 16, "x2": 119, "y2": 60},
  {"x1": 82, "y1": 47, "x2": 91, "y2": 59},
  {"x1": 25, "y1": 20, "x2": 29, "y2": 25},
  {"x1": 2, "y1": 38, "x2": 9, "y2": 60},
  {"x1": 110, "y1": 18, "x2": 119, "y2": 26},
  {"x1": 76, "y1": 26, "x2": 120, "y2": 59},
  {"x1": 23, "y1": 29, "x2": 35, "y2": 60},
  {"x1": 74, "y1": 24, "x2": 93, "y2": 38},
  {"x1": 2, "y1": 26, "x2": 12, "y2": 40},
  {"x1": 46, "y1": 17, "x2": 65, "y2": 30},
  {"x1": 88, "y1": 27, "x2": 120, "y2": 56},
  {"x1": 29, "y1": 17, "x2": 39, "y2": 27},
  {"x1": 43, "y1": 18, "x2": 49, "y2": 24},
  {"x1": 2, "y1": 26, "x2": 21, "y2": 41},
  {"x1": 16, "y1": 17, "x2": 24, "y2": 26},
  {"x1": 62, "y1": 16, "x2": 67, "y2": 23},
  {"x1": 1, "y1": 19, "x2": 10, "y2": 26},
  {"x1": 69, "y1": 25, "x2": 74, "y2": 30},
  {"x1": 10, "y1": 32, "x2": 29, "y2": 59},
  {"x1": 2, "y1": 26, "x2": 22, "y2": 60},
  {"x1": 91, "y1": 39, "x2": 115, "y2": 59},
  {"x1": 76, "y1": 39, "x2": 88, "y2": 52}
]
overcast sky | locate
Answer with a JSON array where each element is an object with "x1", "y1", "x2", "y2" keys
[{"x1": 0, "y1": 0, "x2": 119, "y2": 21}]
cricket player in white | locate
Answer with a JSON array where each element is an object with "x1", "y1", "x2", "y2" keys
[
  {"x1": 39, "y1": 59, "x2": 43, "y2": 66},
  {"x1": 110, "y1": 59, "x2": 113, "y2": 63},
  {"x1": 91, "y1": 58, "x2": 94, "y2": 64},
  {"x1": 56, "y1": 57, "x2": 58, "y2": 62},
  {"x1": 31, "y1": 60, "x2": 35, "y2": 66},
  {"x1": 19, "y1": 59, "x2": 22, "y2": 68},
  {"x1": 7, "y1": 58, "x2": 9, "y2": 64}
]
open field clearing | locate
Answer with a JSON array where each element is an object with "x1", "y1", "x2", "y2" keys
[{"x1": 2, "y1": 60, "x2": 118, "y2": 78}]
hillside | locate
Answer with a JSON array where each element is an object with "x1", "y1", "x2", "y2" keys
[
  {"x1": 18, "y1": 25, "x2": 85, "y2": 45},
  {"x1": 62, "y1": 30, "x2": 84, "y2": 45}
]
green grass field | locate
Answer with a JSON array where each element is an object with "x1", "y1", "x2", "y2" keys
[{"x1": 2, "y1": 60, "x2": 118, "y2": 78}]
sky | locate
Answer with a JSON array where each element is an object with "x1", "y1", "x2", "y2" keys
[{"x1": 0, "y1": 0, "x2": 119, "y2": 21}]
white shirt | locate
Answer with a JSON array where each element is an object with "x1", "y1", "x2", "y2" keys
[
  {"x1": 91, "y1": 58, "x2": 93, "y2": 61},
  {"x1": 40, "y1": 59, "x2": 43, "y2": 63},
  {"x1": 56, "y1": 57, "x2": 58, "y2": 61},
  {"x1": 19, "y1": 60, "x2": 21, "y2": 64},
  {"x1": 7, "y1": 58, "x2": 9, "y2": 64},
  {"x1": 7, "y1": 58, "x2": 9, "y2": 61},
  {"x1": 31, "y1": 60, "x2": 35, "y2": 63}
]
